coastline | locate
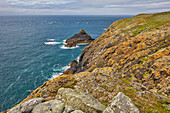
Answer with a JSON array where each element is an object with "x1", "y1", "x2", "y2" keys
[{"x1": 4, "y1": 11, "x2": 170, "y2": 113}]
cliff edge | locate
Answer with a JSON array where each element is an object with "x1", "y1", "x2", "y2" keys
[{"x1": 4, "y1": 11, "x2": 170, "y2": 113}]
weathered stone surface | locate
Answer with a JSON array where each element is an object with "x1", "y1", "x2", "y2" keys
[
  {"x1": 71, "y1": 110, "x2": 84, "y2": 113},
  {"x1": 62, "y1": 104, "x2": 74, "y2": 113},
  {"x1": 135, "y1": 91, "x2": 168, "y2": 100},
  {"x1": 32, "y1": 100, "x2": 65, "y2": 113},
  {"x1": 7, "y1": 98, "x2": 44, "y2": 113},
  {"x1": 131, "y1": 82, "x2": 148, "y2": 91},
  {"x1": 103, "y1": 92, "x2": 139, "y2": 113},
  {"x1": 56, "y1": 88, "x2": 106, "y2": 113}
]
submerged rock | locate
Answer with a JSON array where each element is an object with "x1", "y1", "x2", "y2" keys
[
  {"x1": 103, "y1": 92, "x2": 139, "y2": 113},
  {"x1": 56, "y1": 88, "x2": 106, "y2": 113},
  {"x1": 65, "y1": 29, "x2": 94, "y2": 47}
]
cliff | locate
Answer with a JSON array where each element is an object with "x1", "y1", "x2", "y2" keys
[{"x1": 4, "y1": 11, "x2": 170, "y2": 113}]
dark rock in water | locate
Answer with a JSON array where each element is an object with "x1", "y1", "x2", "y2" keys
[
  {"x1": 65, "y1": 29, "x2": 94, "y2": 47},
  {"x1": 65, "y1": 42, "x2": 76, "y2": 47},
  {"x1": 63, "y1": 60, "x2": 79, "y2": 74}
]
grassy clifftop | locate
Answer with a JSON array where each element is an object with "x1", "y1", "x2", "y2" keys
[{"x1": 6, "y1": 11, "x2": 170, "y2": 113}]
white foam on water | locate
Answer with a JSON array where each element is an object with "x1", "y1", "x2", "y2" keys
[
  {"x1": 62, "y1": 65, "x2": 70, "y2": 70},
  {"x1": 44, "y1": 42, "x2": 61, "y2": 45},
  {"x1": 63, "y1": 39, "x2": 67, "y2": 45},
  {"x1": 104, "y1": 28, "x2": 107, "y2": 30},
  {"x1": 77, "y1": 55, "x2": 80, "y2": 62},
  {"x1": 47, "y1": 39, "x2": 55, "y2": 41},
  {"x1": 49, "y1": 73, "x2": 63, "y2": 80},
  {"x1": 50, "y1": 65, "x2": 70, "y2": 80},
  {"x1": 60, "y1": 45, "x2": 79, "y2": 49},
  {"x1": 53, "y1": 65, "x2": 70, "y2": 72}
]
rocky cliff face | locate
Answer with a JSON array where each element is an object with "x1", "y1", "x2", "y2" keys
[
  {"x1": 69, "y1": 11, "x2": 170, "y2": 96},
  {"x1": 5, "y1": 11, "x2": 170, "y2": 113}
]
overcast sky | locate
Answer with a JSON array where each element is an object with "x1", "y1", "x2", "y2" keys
[{"x1": 0, "y1": 0, "x2": 169, "y2": 15}]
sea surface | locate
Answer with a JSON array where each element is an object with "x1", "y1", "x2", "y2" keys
[{"x1": 0, "y1": 15, "x2": 132, "y2": 111}]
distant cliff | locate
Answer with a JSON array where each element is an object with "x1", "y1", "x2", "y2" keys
[{"x1": 5, "y1": 11, "x2": 170, "y2": 113}]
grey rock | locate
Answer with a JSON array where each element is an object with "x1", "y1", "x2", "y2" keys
[
  {"x1": 56, "y1": 88, "x2": 106, "y2": 113},
  {"x1": 131, "y1": 82, "x2": 148, "y2": 91},
  {"x1": 136, "y1": 91, "x2": 168, "y2": 100},
  {"x1": 103, "y1": 92, "x2": 139, "y2": 113},
  {"x1": 32, "y1": 100, "x2": 65, "y2": 113},
  {"x1": 71, "y1": 110, "x2": 84, "y2": 113},
  {"x1": 7, "y1": 98, "x2": 45, "y2": 113},
  {"x1": 63, "y1": 104, "x2": 74, "y2": 113}
]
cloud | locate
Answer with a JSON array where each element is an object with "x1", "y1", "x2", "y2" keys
[
  {"x1": 105, "y1": 1, "x2": 170, "y2": 9},
  {"x1": 0, "y1": 0, "x2": 169, "y2": 15},
  {"x1": 6, "y1": 0, "x2": 76, "y2": 8}
]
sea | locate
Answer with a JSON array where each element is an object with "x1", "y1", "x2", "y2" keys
[{"x1": 0, "y1": 15, "x2": 132, "y2": 111}]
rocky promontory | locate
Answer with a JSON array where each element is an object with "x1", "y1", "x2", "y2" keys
[
  {"x1": 65, "y1": 29, "x2": 94, "y2": 47},
  {"x1": 4, "y1": 11, "x2": 170, "y2": 113}
]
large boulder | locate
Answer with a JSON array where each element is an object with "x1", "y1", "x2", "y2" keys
[
  {"x1": 103, "y1": 92, "x2": 139, "y2": 113},
  {"x1": 32, "y1": 100, "x2": 65, "y2": 113},
  {"x1": 56, "y1": 88, "x2": 106, "y2": 113},
  {"x1": 7, "y1": 98, "x2": 45, "y2": 113},
  {"x1": 65, "y1": 29, "x2": 94, "y2": 47}
]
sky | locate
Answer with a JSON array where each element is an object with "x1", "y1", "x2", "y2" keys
[{"x1": 0, "y1": 0, "x2": 170, "y2": 15}]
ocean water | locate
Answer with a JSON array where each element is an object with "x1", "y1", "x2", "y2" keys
[{"x1": 0, "y1": 15, "x2": 132, "y2": 111}]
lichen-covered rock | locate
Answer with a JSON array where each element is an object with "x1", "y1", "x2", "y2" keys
[
  {"x1": 7, "y1": 98, "x2": 44, "y2": 113},
  {"x1": 103, "y1": 92, "x2": 139, "y2": 113},
  {"x1": 32, "y1": 100, "x2": 65, "y2": 113},
  {"x1": 67, "y1": 11, "x2": 170, "y2": 97},
  {"x1": 56, "y1": 88, "x2": 106, "y2": 113}
]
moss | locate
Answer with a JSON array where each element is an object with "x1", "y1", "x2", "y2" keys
[
  {"x1": 65, "y1": 81, "x2": 76, "y2": 88},
  {"x1": 143, "y1": 71, "x2": 150, "y2": 78},
  {"x1": 99, "y1": 84, "x2": 108, "y2": 89},
  {"x1": 101, "y1": 102, "x2": 108, "y2": 106},
  {"x1": 127, "y1": 88, "x2": 137, "y2": 93},
  {"x1": 120, "y1": 78, "x2": 131, "y2": 85},
  {"x1": 137, "y1": 101, "x2": 142, "y2": 105},
  {"x1": 161, "y1": 35, "x2": 170, "y2": 41}
]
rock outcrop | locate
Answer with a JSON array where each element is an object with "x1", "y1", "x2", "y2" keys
[
  {"x1": 103, "y1": 92, "x2": 139, "y2": 113},
  {"x1": 32, "y1": 100, "x2": 65, "y2": 113},
  {"x1": 7, "y1": 98, "x2": 45, "y2": 113},
  {"x1": 5, "y1": 11, "x2": 170, "y2": 113},
  {"x1": 65, "y1": 29, "x2": 94, "y2": 47},
  {"x1": 56, "y1": 88, "x2": 106, "y2": 113},
  {"x1": 7, "y1": 88, "x2": 139, "y2": 113}
]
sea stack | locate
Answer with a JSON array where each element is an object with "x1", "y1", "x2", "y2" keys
[{"x1": 65, "y1": 29, "x2": 94, "y2": 47}]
